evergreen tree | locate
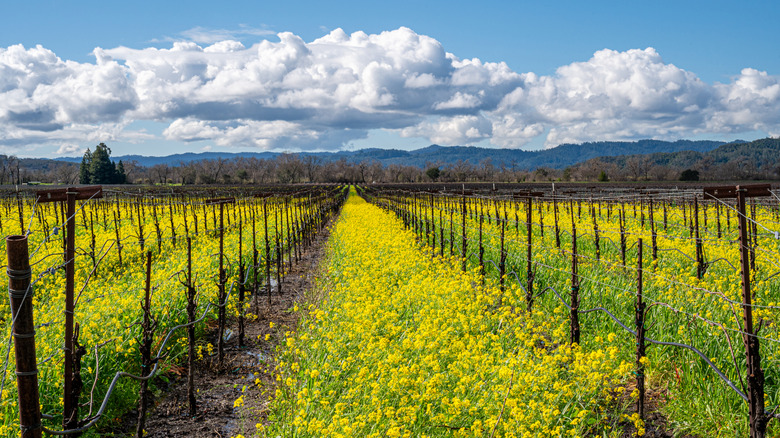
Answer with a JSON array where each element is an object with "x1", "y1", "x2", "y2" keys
[
  {"x1": 116, "y1": 160, "x2": 127, "y2": 184},
  {"x1": 79, "y1": 148, "x2": 92, "y2": 184},
  {"x1": 90, "y1": 143, "x2": 118, "y2": 184}
]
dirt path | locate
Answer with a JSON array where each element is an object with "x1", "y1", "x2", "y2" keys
[{"x1": 112, "y1": 221, "x2": 335, "y2": 438}]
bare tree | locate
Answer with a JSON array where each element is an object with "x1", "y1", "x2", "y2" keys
[
  {"x1": 302, "y1": 155, "x2": 321, "y2": 182},
  {"x1": 150, "y1": 164, "x2": 171, "y2": 184},
  {"x1": 276, "y1": 153, "x2": 304, "y2": 183}
]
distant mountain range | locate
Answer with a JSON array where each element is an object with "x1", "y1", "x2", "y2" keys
[
  {"x1": 54, "y1": 139, "x2": 730, "y2": 170},
  {"x1": 570, "y1": 137, "x2": 780, "y2": 179}
]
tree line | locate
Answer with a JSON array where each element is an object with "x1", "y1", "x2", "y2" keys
[{"x1": 5, "y1": 138, "x2": 780, "y2": 186}]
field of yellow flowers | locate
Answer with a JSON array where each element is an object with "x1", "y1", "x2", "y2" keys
[
  {"x1": 357, "y1": 188, "x2": 780, "y2": 436},
  {"x1": 265, "y1": 191, "x2": 638, "y2": 437},
  {"x1": 0, "y1": 191, "x2": 332, "y2": 437}
]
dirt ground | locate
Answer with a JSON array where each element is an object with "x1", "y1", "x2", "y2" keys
[{"x1": 109, "y1": 221, "x2": 334, "y2": 438}]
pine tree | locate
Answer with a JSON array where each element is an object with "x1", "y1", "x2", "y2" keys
[
  {"x1": 116, "y1": 160, "x2": 127, "y2": 184},
  {"x1": 90, "y1": 143, "x2": 117, "y2": 184},
  {"x1": 79, "y1": 148, "x2": 92, "y2": 184}
]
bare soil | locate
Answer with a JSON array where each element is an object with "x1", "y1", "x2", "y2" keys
[
  {"x1": 107, "y1": 222, "x2": 334, "y2": 437},
  {"x1": 615, "y1": 381, "x2": 698, "y2": 438}
]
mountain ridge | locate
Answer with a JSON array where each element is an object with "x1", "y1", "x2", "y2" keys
[{"x1": 53, "y1": 139, "x2": 729, "y2": 170}]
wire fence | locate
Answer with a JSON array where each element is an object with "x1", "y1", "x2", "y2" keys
[
  {"x1": 0, "y1": 185, "x2": 347, "y2": 436},
  {"x1": 359, "y1": 184, "x2": 780, "y2": 432}
]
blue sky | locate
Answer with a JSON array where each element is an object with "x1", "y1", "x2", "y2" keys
[{"x1": 1, "y1": 0, "x2": 778, "y2": 157}]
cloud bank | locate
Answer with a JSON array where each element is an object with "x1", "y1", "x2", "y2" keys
[{"x1": 1, "y1": 27, "x2": 779, "y2": 153}]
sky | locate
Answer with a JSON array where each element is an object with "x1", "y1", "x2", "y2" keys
[{"x1": 1, "y1": 0, "x2": 779, "y2": 158}]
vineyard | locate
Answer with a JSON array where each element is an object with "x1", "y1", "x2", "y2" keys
[
  {"x1": 0, "y1": 185, "x2": 346, "y2": 437},
  {"x1": 1, "y1": 183, "x2": 780, "y2": 437}
]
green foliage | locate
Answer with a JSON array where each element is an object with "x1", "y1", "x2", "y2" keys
[
  {"x1": 679, "y1": 168, "x2": 699, "y2": 181},
  {"x1": 425, "y1": 166, "x2": 440, "y2": 181},
  {"x1": 598, "y1": 170, "x2": 609, "y2": 182},
  {"x1": 79, "y1": 148, "x2": 92, "y2": 184},
  {"x1": 90, "y1": 143, "x2": 116, "y2": 183},
  {"x1": 78, "y1": 143, "x2": 127, "y2": 184},
  {"x1": 116, "y1": 161, "x2": 127, "y2": 184}
]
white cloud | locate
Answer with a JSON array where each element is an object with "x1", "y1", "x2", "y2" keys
[
  {"x1": 401, "y1": 115, "x2": 492, "y2": 145},
  {"x1": 0, "y1": 28, "x2": 779, "y2": 153},
  {"x1": 178, "y1": 25, "x2": 276, "y2": 45},
  {"x1": 56, "y1": 143, "x2": 82, "y2": 155}
]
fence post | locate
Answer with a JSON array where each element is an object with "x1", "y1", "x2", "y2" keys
[
  {"x1": 136, "y1": 251, "x2": 154, "y2": 438},
  {"x1": 64, "y1": 190, "x2": 77, "y2": 430},
  {"x1": 439, "y1": 209, "x2": 444, "y2": 257},
  {"x1": 218, "y1": 201, "x2": 226, "y2": 365},
  {"x1": 525, "y1": 197, "x2": 534, "y2": 313},
  {"x1": 570, "y1": 205, "x2": 580, "y2": 345},
  {"x1": 238, "y1": 214, "x2": 245, "y2": 349},
  {"x1": 461, "y1": 191, "x2": 467, "y2": 272},
  {"x1": 553, "y1": 196, "x2": 560, "y2": 248},
  {"x1": 635, "y1": 238, "x2": 646, "y2": 423},
  {"x1": 694, "y1": 197, "x2": 704, "y2": 279},
  {"x1": 499, "y1": 219, "x2": 506, "y2": 293},
  {"x1": 6, "y1": 235, "x2": 42, "y2": 438},
  {"x1": 737, "y1": 187, "x2": 767, "y2": 438},
  {"x1": 478, "y1": 214, "x2": 484, "y2": 282},
  {"x1": 704, "y1": 184, "x2": 771, "y2": 438},
  {"x1": 649, "y1": 199, "x2": 657, "y2": 262}
]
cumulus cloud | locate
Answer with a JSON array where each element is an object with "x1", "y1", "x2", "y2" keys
[{"x1": 0, "y1": 27, "x2": 779, "y2": 153}]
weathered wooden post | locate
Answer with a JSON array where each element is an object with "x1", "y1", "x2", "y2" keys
[
  {"x1": 704, "y1": 184, "x2": 772, "y2": 438},
  {"x1": 6, "y1": 234, "x2": 42, "y2": 438},
  {"x1": 35, "y1": 186, "x2": 102, "y2": 432},
  {"x1": 635, "y1": 239, "x2": 646, "y2": 422}
]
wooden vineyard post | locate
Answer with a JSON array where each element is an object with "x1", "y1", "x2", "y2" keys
[
  {"x1": 716, "y1": 201, "x2": 722, "y2": 238},
  {"x1": 449, "y1": 207, "x2": 454, "y2": 257},
  {"x1": 113, "y1": 209, "x2": 123, "y2": 265},
  {"x1": 649, "y1": 199, "x2": 657, "y2": 263},
  {"x1": 185, "y1": 237, "x2": 197, "y2": 416},
  {"x1": 17, "y1": 192, "x2": 25, "y2": 236},
  {"x1": 35, "y1": 186, "x2": 102, "y2": 432},
  {"x1": 275, "y1": 198, "x2": 283, "y2": 296},
  {"x1": 461, "y1": 190, "x2": 467, "y2": 272},
  {"x1": 704, "y1": 184, "x2": 772, "y2": 438},
  {"x1": 619, "y1": 206, "x2": 627, "y2": 267},
  {"x1": 478, "y1": 214, "x2": 485, "y2": 282},
  {"x1": 694, "y1": 197, "x2": 704, "y2": 279},
  {"x1": 429, "y1": 194, "x2": 435, "y2": 253},
  {"x1": 499, "y1": 218, "x2": 506, "y2": 293},
  {"x1": 137, "y1": 251, "x2": 155, "y2": 438},
  {"x1": 251, "y1": 203, "x2": 259, "y2": 314},
  {"x1": 6, "y1": 235, "x2": 42, "y2": 438},
  {"x1": 285, "y1": 197, "x2": 292, "y2": 271},
  {"x1": 663, "y1": 202, "x2": 668, "y2": 231},
  {"x1": 553, "y1": 196, "x2": 560, "y2": 248},
  {"x1": 525, "y1": 196, "x2": 534, "y2": 312},
  {"x1": 439, "y1": 209, "x2": 444, "y2": 257},
  {"x1": 514, "y1": 191, "x2": 541, "y2": 313},
  {"x1": 238, "y1": 213, "x2": 245, "y2": 348},
  {"x1": 136, "y1": 201, "x2": 145, "y2": 251},
  {"x1": 570, "y1": 211, "x2": 580, "y2": 345},
  {"x1": 592, "y1": 203, "x2": 601, "y2": 261},
  {"x1": 635, "y1": 238, "x2": 646, "y2": 423}
]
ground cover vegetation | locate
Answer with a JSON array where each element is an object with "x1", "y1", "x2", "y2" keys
[
  {"x1": 2, "y1": 181, "x2": 779, "y2": 437},
  {"x1": 265, "y1": 185, "x2": 780, "y2": 437},
  {"x1": 0, "y1": 185, "x2": 346, "y2": 437},
  {"x1": 264, "y1": 190, "x2": 634, "y2": 437}
]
